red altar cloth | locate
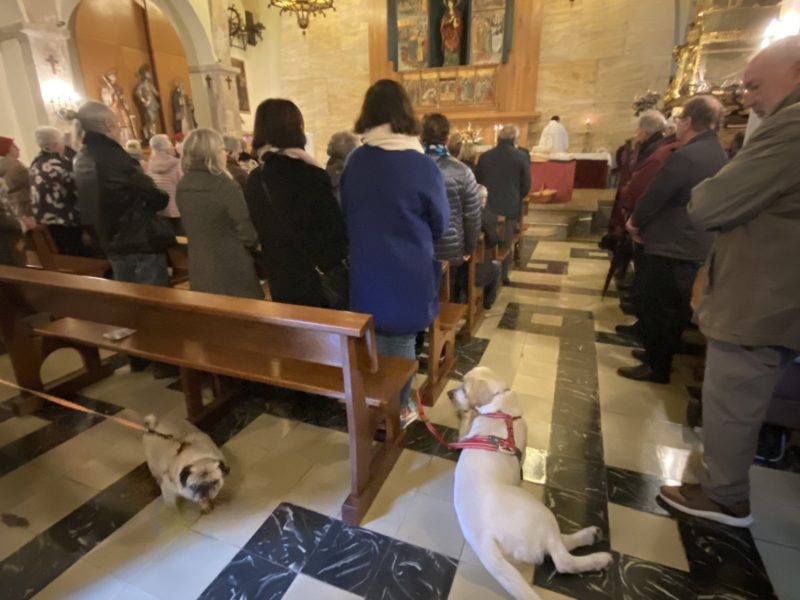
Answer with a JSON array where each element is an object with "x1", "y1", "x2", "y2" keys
[{"x1": 531, "y1": 160, "x2": 575, "y2": 203}]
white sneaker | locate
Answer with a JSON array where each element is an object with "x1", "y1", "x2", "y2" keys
[{"x1": 400, "y1": 404, "x2": 419, "y2": 429}]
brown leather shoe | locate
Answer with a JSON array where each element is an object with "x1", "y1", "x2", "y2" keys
[{"x1": 659, "y1": 483, "x2": 753, "y2": 528}]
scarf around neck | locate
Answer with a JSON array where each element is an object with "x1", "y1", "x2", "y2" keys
[
  {"x1": 424, "y1": 143, "x2": 449, "y2": 157},
  {"x1": 257, "y1": 145, "x2": 321, "y2": 168},
  {"x1": 361, "y1": 124, "x2": 423, "y2": 153}
]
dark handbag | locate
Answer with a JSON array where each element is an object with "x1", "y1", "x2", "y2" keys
[
  {"x1": 112, "y1": 203, "x2": 176, "y2": 254},
  {"x1": 259, "y1": 169, "x2": 349, "y2": 309}
]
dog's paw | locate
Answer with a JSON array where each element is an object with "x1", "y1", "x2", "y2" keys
[{"x1": 594, "y1": 552, "x2": 614, "y2": 571}]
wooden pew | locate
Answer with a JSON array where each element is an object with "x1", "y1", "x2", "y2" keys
[
  {"x1": 419, "y1": 261, "x2": 466, "y2": 405},
  {"x1": 465, "y1": 235, "x2": 487, "y2": 337},
  {"x1": 0, "y1": 266, "x2": 415, "y2": 526},
  {"x1": 25, "y1": 226, "x2": 109, "y2": 277}
]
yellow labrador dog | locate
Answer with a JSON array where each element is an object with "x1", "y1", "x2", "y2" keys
[{"x1": 448, "y1": 366, "x2": 612, "y2": 600}]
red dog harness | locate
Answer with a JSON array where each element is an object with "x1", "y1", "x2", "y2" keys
[{"x1": 416, "y1": 391, "x2": 523, "y2": 462}]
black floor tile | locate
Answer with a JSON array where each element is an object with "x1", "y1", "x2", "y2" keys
[
  {"x1": 243, "y1": 503, "x2": 336, "y2": 574},
  {"x1": 402, "y1": 420, "x2": 461, "y2": 461},
  {"x1": 543, "y1": 485, "x2": 610, "y2": 542},
  {"x1": 549, "y1": 395, "x2": 602, "y2": 434},
  {"x1": 364, "y1": 539, "x2": 458, "y2": 600},
  {"x1": 570, "y1": 248, "x2": 610, "y2": 260},
  {"x1": 520, "y1": 260, "x2": 569, "y2": 275},
  {"x1": 303, "y1": 521, "x2": 393, "y2": 596},
  {"x1": 606, "y1": 466, "x2": 669, "y2": 517},
  {"x1": 198, "y1": 549, "x2": 296, "y2": 600},
  {"x1": 617, "y1": 553, "x2": 695, "y2": 599},
  {"x1": 677, "y1": 517, "x2": 776, "y2": 599},
  {"x1": 548, "y1": 423, "x2": 604, "y2": 463},
  {"x1": 546, "y1": 455, "x2": 607, "y2": 499}
]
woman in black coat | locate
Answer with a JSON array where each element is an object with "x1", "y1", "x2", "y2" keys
[{"x1": 245, "y1": 99, "x2": 347, "y2": 308}]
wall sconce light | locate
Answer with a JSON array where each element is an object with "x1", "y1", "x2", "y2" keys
[
  {"x1": 228, "y1": 5, "x2": 266, "y2": 50},
  {"x1": 41, "y1": 78, "x2": 80, "y2": 120}
]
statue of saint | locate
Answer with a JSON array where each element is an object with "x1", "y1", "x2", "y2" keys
[
  {"x1": 134, "y1": 64, "x2": 161, "y2": 141},
  {"x1": 440, "y1": 0, "x2": 463, "y2": 66},
  {"x1": 171, "y1": 80, "x2": 197, "y2": 135},
  {"x1": 100, "y1": 69, "x2": 136, "y2": 143}
]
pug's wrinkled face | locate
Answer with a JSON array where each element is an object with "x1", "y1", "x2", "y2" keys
[
  {"x1": 179, "y1": 458, "x2": 230, "y2": 512},
  {"x1": 448, "y1": 366, "x2": 509, "y2": 413}
]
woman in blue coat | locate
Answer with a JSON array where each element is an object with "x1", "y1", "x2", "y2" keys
[{"x1": 341, "y1": 79, "x2": 449, "y2": 427}]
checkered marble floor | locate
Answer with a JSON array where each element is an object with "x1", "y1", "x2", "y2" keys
[{"x1": 0, "y1": 238, "x2": 798, "y2": 600}]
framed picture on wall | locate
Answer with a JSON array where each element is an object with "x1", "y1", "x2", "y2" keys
[{"x1": 231, "y1": 58, "x2": 250, "y2": 113}]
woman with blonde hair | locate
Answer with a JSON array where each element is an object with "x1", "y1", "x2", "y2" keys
[{"x1": 176, "y1": 128, "x2": 263, "y2": 299}]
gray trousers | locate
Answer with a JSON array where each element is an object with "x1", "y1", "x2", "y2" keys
[{"x1": 701, "y1": 338, "x2": 793, "y2": 505}]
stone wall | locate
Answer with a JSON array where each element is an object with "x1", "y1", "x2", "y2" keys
[
  {"x1": 531, "y1": 0, "x2": 676, "y2": 153},
  {"x1": 276, "y1": 0, "x2": 371, "y2": 163}
]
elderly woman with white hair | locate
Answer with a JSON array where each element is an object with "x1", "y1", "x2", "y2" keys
[
  {"x1": 146, "y1": 133, "x2": 183, "y2": 235},
  {"x1": 176, "y1": 128, "x2": 263, "y2": 299},
  {"x1": 29, "y1": 125, "x2": 86, "y2": 255}
]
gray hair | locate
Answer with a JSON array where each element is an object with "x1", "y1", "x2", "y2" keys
[
  {"x1": 125, "y1": 139, "x2": 143, "y2": 154},
  {"x1": 459, "y1": 142, "x2": 478, "y2": 162},
  {"x1": 223, "y1": 135, "x2": 242, "y2": 154},
  {"x1": 34, "y1": 126, "x2": 64, "y2": 151},
  {"x1": 477, "y1": 184, "x2": 488, "y2": 200},
  {"x1": 638, "y1": 110, "x2": 667, "y2": 136},
  {"x1": 498, "y1": 125, "x2": 519, "y2": 143},
  {"x1": 67, "y1": 101, "x2": 115, "y2": 139},
  {"x1": 327, "y1": 131, "x2": 359, "y2": 160},
  {"x1": 181, "y1": 128, "x2": 229, "y2": 177},
  {"x1": 149, "y1": 134, "x2": 173, "y2": 153}
]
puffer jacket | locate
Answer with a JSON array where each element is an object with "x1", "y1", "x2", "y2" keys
[
  {"x1": 74, "y1": 131, "x2": 168, "y2": 255},
  {"x1": 427, "y1": 152, "x2": 481, "y2": 264},
  {"x1": 147, "y1": 152, "x2": 182, "y2": 218}
]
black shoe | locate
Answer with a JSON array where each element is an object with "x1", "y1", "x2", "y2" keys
[
  {"x1": 620, "y1": 301, "x2": 636, "y2": 316},
  {"x1": 686, "y1": 398, "x2": 703, "y2": 429},
  {"x1": 755, "y1": 424, "x2": 790, "y2": 464},
  {"x1": 615, "y1": 323, "x2": 642, "y2": 338},
  {"x1": 617, "y1": 364, "x2": 669, "y2": 384},
  {"x1": 129, "y1": 357, "x2": 151, "y2": 372},
  {"x1": 502, "y1": 277, "x2": 511, "y2": 286},
  {"x1": 631, "y1": 349, "x2": 648, "y2": 362},
  {"x1": 151, "y1": 362, "x2": 180, "y2": 380}
]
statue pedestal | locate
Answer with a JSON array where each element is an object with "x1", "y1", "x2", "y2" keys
[{"x1": 189, "y1": 64, "x2": 242, "y2": 137}]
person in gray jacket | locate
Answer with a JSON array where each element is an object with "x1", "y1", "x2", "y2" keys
[
  {"x1": 621, "y1": 96, "x2": 727, "y2": 384},
  {"x1": 659, "y1": 36, "x2": 800, "y2": 528},
  {"x1": 176, "y1": 128, "x2": 263, "y2": 300},
  {"x1": 422, "y1": 113, "x2": 481, "y2": 299}
]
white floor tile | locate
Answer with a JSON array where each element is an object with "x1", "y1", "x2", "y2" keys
[
  {"x1": 32, "y1": 560, "x2": 156, "y2": 600},
  {"x1": 608, "y1": 503, "x2": 689, "y2": 572},
  {"x1": 756, "y1": 540, "x2": 800, "y2": 600},
  {"x1": 282, "y1": 574, "x2": 361, "y2": 599},
  {"x1": 394, "y1": 493, "x2": 464, "y2": 559},
  {"x1": 0, "y1": 415, "x2": 50, "y2": 447}
]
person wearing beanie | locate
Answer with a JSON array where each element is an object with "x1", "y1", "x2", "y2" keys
[{"x1": 0, "y1": 136, "x2": 32, "y2": 217}]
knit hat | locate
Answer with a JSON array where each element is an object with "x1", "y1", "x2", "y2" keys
[{"x1": 0, "y1": 137, "x2": 13, "y2": 156}]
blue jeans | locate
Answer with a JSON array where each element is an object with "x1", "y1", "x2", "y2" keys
[
  {"x1": 376, "y1": 332, "x2": 416, "y2": 410},
  {"x1": 109, "y1": 253, "x2": 169, "y2": 287}
]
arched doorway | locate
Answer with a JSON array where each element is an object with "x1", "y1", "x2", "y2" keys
[{"x1": 71, "y1": 0, "x2": 203, "y2": 142}]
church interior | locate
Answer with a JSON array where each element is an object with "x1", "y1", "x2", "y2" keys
[{"x1": 0, "y1": 0, "x2": 799, "y2": 599}]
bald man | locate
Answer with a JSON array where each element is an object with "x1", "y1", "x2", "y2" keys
[{"x1": 660, "y1": 36, "x2": 800, "y2": 527}]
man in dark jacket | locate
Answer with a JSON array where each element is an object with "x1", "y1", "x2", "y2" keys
[
  {"x1": 422, "y1": 113, "x2": 481, "y2": 299},
  {"x1": 72, "y1": 101, "x2": 169, "y2": 285},
  {"x1": 475, "y1": 125, "x2": 531, "y2": 284},
  {"x1": 620, "y1": 96, "x2": 727, "y2": 383},
  {"x1": 1, "y1": 180, "x2": 35, "y2": 265}
]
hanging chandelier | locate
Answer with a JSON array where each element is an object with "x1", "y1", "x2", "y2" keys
[{"x1": 267, "y1": 0, "x2": 335, "y2": 33}]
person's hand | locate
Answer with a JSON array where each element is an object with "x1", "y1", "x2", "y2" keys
[
  {"x1": 625, "y1": 217, "x2": 643, "y2": 244},
  {"x1": 463, "y1": 255, "x2": 471, "y2": 262},
  {"x1": 18, "y1": 216, "x2": 36, "y2": 233}
]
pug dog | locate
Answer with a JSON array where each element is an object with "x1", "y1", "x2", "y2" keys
[
  {"x1": 143, "y1": 414, "x2": 229, "y2": 513},
  {"x1": 448, "y1": 367, "x2": 612, "y2": 600}
]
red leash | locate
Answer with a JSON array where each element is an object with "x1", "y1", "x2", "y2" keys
[{"x1": 415, "y1": 390, "x2": 522, "y2": 458}]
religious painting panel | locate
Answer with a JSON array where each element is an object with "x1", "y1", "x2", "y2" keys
[
  {"x1": 402, "y1": 72, "x2": 421, "y2": 105},
  {"x1": 457, "y1": 69, "x2": 475, "y2": 103},
  {"x1": 474, "y1": 67, "x2": 495, "y2": 104},
  {"x1": 398, "y1": 17, "x2": 430, "y2": 71},
  {"x1": 438, "y1": 71, "x2": 458, "y2": 104},
  {"x1": 397, "y1": 0, "x2": 424, "y2": 17},
  {"x1": 231, "y1": 58, "x2": 250, "y2": 113},
  {"x1": 420, "y1": 72, "x2": 439, "y2": 107},
  {"x1": 470, "y1": 7, "x2": 506, "y2": 65},
  {"x1": 473, "y1": 0, "x2": 505, "y2": 10}
]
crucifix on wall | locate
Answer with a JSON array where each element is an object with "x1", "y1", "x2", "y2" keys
[
  {"x1": 225, "y1": 76, "x2": 233, "y2": 90},
  {"x1": 45, "y1": 54, "x2": 59, "y2": 75}
]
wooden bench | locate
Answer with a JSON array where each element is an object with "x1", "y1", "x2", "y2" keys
[
  {"x1": 464, "y1": 235, "x2": 487, "y2": 337},
  {"x1": 0, "y1": 265, "x2": 416, "y2": 526},
  {"x1": 419, "y1": 261, "x2": 466, "y2": 405},
  {"x1": 25, "y1": 226, "x2": 109, "y2": 277}
]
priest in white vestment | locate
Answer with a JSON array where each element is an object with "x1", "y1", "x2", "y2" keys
[{"x1": 537, "y1": 116, "x2": 570, "y2": 153}]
